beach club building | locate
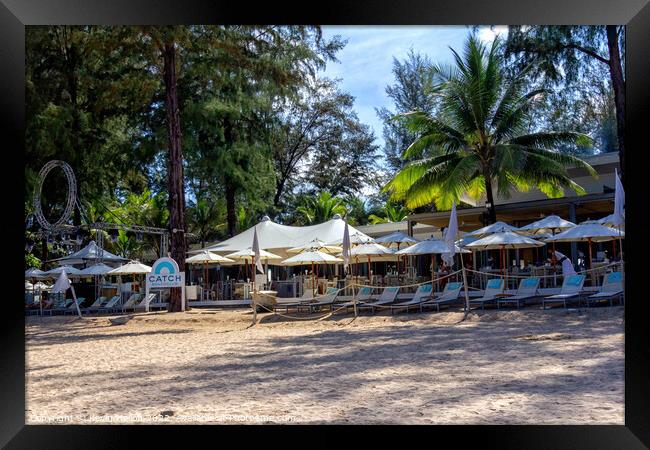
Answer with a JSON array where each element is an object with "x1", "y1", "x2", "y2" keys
[{"x1": 358, "y1": 151, "x2": 621, "y2": 267}]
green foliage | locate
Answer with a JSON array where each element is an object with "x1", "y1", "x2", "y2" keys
[
  {"x1": 384, "y1": 35, "x2": 596, "y2": 218},
  {"x1": 25, "y1": 253, "x2": 42, "y2": 269},
  {"x1": 295, "y1": 192, "x2": 347, "y2": 225},
  {"x1": 271, "y1": 78, "x2": 379, "y2": 214},
  {"x1": 368, "y1": 202, "x2": 410, "y2": 224},
  {"x1": 377, "y1": 50, "x2": 438, "y2": 172},
  {"x1": 503, "y1": 25, "x2": 624, "y2": 154},
  {"x1": 113, "y1": 229, "x2": 142, "y2": 259}
]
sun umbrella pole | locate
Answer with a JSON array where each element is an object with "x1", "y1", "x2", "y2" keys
[
  {"x1": 367, "y1": 255, "x2": 371, "y2": 285},
  {"x1": 312, "y1": 261, "x2": 316, "y2": 297}
]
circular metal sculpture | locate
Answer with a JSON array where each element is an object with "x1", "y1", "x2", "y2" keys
[{"x1": 33, "y1": 160, "x2": 77, "y2": 231}]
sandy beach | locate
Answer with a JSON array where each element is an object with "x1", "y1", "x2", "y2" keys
[{"x1": 25, "y1": 306, "x2": 624, "y2": 424}]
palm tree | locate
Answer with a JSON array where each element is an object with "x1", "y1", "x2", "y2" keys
[
  {"x1": 296, "y1": 191, "x2": 347, "y2": 224},
  {"x1": 384, "y1": 35, "x2": 596, "y2": 224},
  {"x1": 189, "y1": 198, "x2": 225, "y2": 247},
  {"x1": 368, "y1": 202, "x2": 410, "y2": 224}
]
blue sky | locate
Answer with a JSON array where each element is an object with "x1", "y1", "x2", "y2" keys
[{"x1": 319, "y1": 26, "x2": 507, "y2": 149}]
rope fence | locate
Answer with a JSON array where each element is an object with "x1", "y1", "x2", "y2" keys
[{"x1": 246, "y1": 262, "x2": 624, "y2": 322}]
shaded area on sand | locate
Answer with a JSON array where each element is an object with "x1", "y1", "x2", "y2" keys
[{"x1": 25, "y1": 307, "x2": 624, "y2": 424}]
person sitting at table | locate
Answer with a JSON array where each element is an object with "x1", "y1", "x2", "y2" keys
[{"x1": 548, "y1": 249, "x2": 576, "y2": 276}]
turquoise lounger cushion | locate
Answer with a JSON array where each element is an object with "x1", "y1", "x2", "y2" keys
[
  {"x1": 359, "y1": 287, "x2": 372, "y2": 295},
  {"x1": 421, "y1": 284, "x2": 432, "y2": 292},
  {"x1": 386, "y1": 287, "x2": 398, "y2": 292},
  {"x1": 486, "y1": 279, "x2": 503, "y2": 289},
  {"x1": 446, "y1": 282, "x2": 461, "y2": 290},
  {"x1": 566, "y1": 275, "x2": 584, "y2": 286},
  {"x1": 522, "y1": 277, "x2": 538, "y2": 287},
  {"x1": 607, "y1": 272, "x2": 622, "y2": 283}
]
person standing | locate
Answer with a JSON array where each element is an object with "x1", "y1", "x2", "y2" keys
[{"x1": 548, "y1": 249, "x2": 576, "y2": 276}]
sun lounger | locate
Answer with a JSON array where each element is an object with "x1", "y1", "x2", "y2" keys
[
  {"x1": 120, "y1": 293, "x2": 143, "y2": 312},
  {"x1": 585, "y1": 271, "x2": 623, "y2": 307},
  {"x1": 48, "y1": 297, "x2": 73, "y2": 315},
  {"x1": 390, "y1": 283, "x2": 433, "y2": 314},
  {"x1": 274, "y1": 287, "x2": 337, "y2": 313},
  {"x1": 83, "y1": 296, "x2": 109, "y2": 314},
  {"x1": 63, "y1": 297, "x2": 86, "y2": 315},
  {"x1": 350, "y1": 286, "x2": 401, "y2": 313},
  {"x1": 295, "y1": 287, "x2": 339, "y2": 314},
  {"x1": 335, "y1": 286, "x2": 373, "y2": 304},
  {"x1": 469, "y1": 278, "x2": 505, "y2": 310},
  {"x1": 421, "y1": 282, "x2": 464, "y2": 312},
  {"x1": 133, "y1": 293, "x2": 158, "y2": 312},
  {"x1": 542, "y1": 274, "x2": 586, "y2": 309},
  {"x1": 97, "y1": 295, "x2": 122, "y2": 314},
  {"x1": 496, "y1": 277, "x2": 541, "y2": 309}
]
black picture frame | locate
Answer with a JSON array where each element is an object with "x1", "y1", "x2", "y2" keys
[{"x1": 3, "y1": 0, "x2": 649, "y2": 447}]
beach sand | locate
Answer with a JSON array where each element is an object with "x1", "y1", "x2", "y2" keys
[{"x1": 25, "y1": 306, "x2": 624, "y2": 424}]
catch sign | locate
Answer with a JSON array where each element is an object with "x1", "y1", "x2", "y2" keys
[
  {"x1": 146, "y1": 257, "x2": 186, "y2": 311},
  {"x1": 148, "y1": 257, "x2": 185, "y2": 288}
]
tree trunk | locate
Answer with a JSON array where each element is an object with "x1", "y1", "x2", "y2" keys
[
  {"x1": 225, "y1": 183, "x2": 236, "y2": 237},
  {"x1": 606, "y1": 25, "x2": 625, "y2": 185},
  {"x1": 163, "y1": 41, "x2": 186, "y2": 313},
  {"x1": 483, "y1": 170, "x2": 497, "y2": 224}
]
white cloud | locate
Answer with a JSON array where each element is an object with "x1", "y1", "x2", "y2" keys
[{"x1": 477, "y1": 25, "x2": 509, "y2": 43}]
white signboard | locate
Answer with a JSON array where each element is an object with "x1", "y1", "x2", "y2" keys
[{"x1": 145, "y1": 257, "x2": 185, "y2": 311}]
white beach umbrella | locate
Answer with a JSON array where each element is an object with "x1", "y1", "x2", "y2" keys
[
  {"x1": 517, "y1": 215, "x2": 577, "y2": 264},
  {"x1": 546, "y1": 223, "x2": 625, "y2": 283},
  {"x1": 25, "y1": 281, "x2": 34, "y2": 290},
  {"x1": 281, "y1": 250, "x2": 343, "y2": 297},
  {"x1": 374, "y1": 231, "x2": 419, "y2": 247},
  {"x1": 545, "y1": 224, "x2": 624, "y2": 244},
  {"x1": 225, "y1": 247, "x2": 283, "y2": 261},
  {"x1": 227, "y1": 247, "x2": 283, "y2": 282},
  {"x1": 108, "y1": 261, "x2": 153, "y2": 275},
  {"x1": 286, "y1": 238, "x2": 343, "y2": 254},
  {"x1": 185, "y1": 250, "x2": 234, "y2": 290},
  {"x1": 518, "y1": 215, "x2": 577, "y2": 235},
  {"x1": 79, "y1": 263, "x2": 115, "y2": 276},
  {"x1": 597, "y1": 214, "x2": 625, "y2": 230},
  {"x1": 45, "y1": 265, "x2": 82, "y2": 278},
  {"x1": 281, "y1": 250, "x2": 343, "y2": 266},
  {"x1": 466, "y1": 221, "x2": 519, "y2": 238},
  {"x1": 396, "y1": 238, "x2": 469, "y2": 255},
  {"x1": 466, "y1": 231, "x2": 546, "y2": 250},
  {"x1": 108, "y1": 261, "x2": 153, "y2": 301},
  {"x1": 25, "y1": 267, "x2": 46, "y2": 279},
  {"x1": 185, "y1": 250, "x2": 234, "y2": 264},
  {"x1": 466, "y1": 231, "x2": 545, "y2": 277},
  {"x1": 397, "y1": 238, "x2": 469, "y2": 285},
  {"x1": 373, "y1": 231, "x2": 418, "y2": 276},
  {"x1": 348, "y1": 242, "x2": 397, "y2": 279}
]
